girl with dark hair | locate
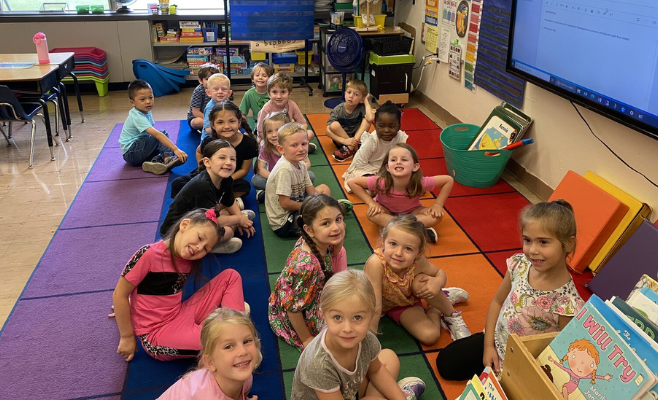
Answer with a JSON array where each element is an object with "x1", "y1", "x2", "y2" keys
[
  {"x1": 112, "y1": 206, "x2": 245, "y2": 362},
  {"x1": 161, "y1": 139, "x2": 255, "y2": 254},
  {"x1": 267, "y1": 194, "x2": 348, "y2": 350}
]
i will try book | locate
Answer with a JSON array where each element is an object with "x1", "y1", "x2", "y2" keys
[{"x1": 536, "y1": 295, "x2": 656, "y2": 400}]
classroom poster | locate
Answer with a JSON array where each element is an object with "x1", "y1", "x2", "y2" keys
[
  {"x1": 425, "y1": 26, "x2": 439, "y2": 53},
  {"x1": 455, "y1": 0, "x2": 469, "y2": 37},
  {"x1": 438, "y1": 26, "x2": 451, "y2": 63},
  {"x1": 442, "y1": 0, "x2": 457, "y2": 27},
  {"x1": 449, "y1": 43, "x2": 462, "y2": 81},
  {"x1": 464, "y1": 0, "x2": 482, "y2": 91}
]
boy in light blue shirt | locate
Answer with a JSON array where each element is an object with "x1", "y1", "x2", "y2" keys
[{"x1": 119, "y1": 80, "x2": 188, "y2": 174}]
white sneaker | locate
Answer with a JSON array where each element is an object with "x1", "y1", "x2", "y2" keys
[
  {"x1": 256, "y1": 189, "x2": 265, "y2": 203},
  {"x1": 210, "y1": 237, "x2": 242, "y2": 254},
  {"x1": 235, "y1": 197, "x2": 245, "y2": 211},
  {"x1": 440, "y1": 310, "x2": 472, "y2": 341},
  {"x1": 426, "y1": 227, "x2": 438, "y2": 244},
  {"x1": 241, "y1": 209, "x2": 256, "y2": 221},
  {"x1": 308, "y1": 142, "x2": 317, "y2": 154},
  {"x1": 398, "y1": 377, "x2": 425, "y2": 400},
  {"x1": 141, "y1": 161, "x2": 168, "y2": 175},
  {"x1": 443, "y1": 287, "x2": 469, "y2": 305}
]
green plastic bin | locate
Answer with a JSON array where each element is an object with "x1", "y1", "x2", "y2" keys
[{"x1": 440, "y1": 123, "x2": 512, "y2": 188}]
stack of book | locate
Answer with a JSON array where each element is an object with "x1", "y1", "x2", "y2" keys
[
  {"x1": 468, "y1": 102, "x2": 533, "y2": 151},
  {"x1": 160, "y1": 27, "x2": 180, "y2": 43},
  {"x1": 458, "y1": 367, "x2": 508, "y2": 399},
  {"x1": 186, "y1": 47, "x2": 213, "y2": 76},
  {"x1": 535, "y1": 276, "x2": 658, "y2": 400},
  {"x1": 180, "y1": 21, "x2": 204, "y2": 43}
]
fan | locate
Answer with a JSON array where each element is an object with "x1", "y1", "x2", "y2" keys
[
  {"x1": 115, "y1": 0, "x2": 137, "y2": 13},
  {"x1": 324, "y1": 28, "x2": 364, "y2": 109}
]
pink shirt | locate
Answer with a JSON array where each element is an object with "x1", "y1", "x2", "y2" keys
[
  {"x1": 366, "y1": 175, "x2": 436, "y2": 214},
  {"x1": 121, "y1": 241, "x2": 193, "y2": 336},
  {"x1": 158, "y1": 369, "x2": 253, "y2": 400},
  {"x1": 258, "y1": 146, "x2": 281, "y2": 172},
  {"x1": 256, "y1": 99, "x2": 305, "y2": 134}
]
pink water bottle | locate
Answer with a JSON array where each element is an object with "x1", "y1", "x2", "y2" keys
[{"x1": 33, "y1": 32, "x2": 50, "y2": 64}]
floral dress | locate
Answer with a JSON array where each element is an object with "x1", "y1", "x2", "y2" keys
[
  {"x1": 494, "y1": 253, "x2": 584, "y2": 364},
  {"x1": 268, "y1": 237, "x2": 334, "y2": 350},
  {"x1": 375, "y1": 248, "x2": 418, "y2": 314}
]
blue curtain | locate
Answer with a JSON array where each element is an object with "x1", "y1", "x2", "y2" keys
[{"x1": 230, "y1": 0, "x2": 315, "y2": 40}]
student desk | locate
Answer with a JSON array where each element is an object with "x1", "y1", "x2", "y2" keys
[{"x1": 0, "y1": 52, "x2": 75, "y2": 140}]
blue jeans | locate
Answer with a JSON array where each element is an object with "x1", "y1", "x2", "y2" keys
[
  {"x1": 251, "y1": 170, "x2": 316, "y2": 191},
  {"x1": 123, "y1": 131, "x2": 173, "y2": 167}
]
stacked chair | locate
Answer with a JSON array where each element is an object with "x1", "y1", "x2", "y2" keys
[
  {"x1": 132, "y1": 59, "x2": 189, "y2": 97},
  {"x1": 52, "y1": 47, "x2": 109, "y2": 98}
]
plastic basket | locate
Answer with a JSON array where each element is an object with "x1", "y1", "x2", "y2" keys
[
  {"x1": 364, "y1": 35, "x2": 413, "y2": 56},
  {"x1": 440, "y1": 123, "x2": 512, "y2": 188}
]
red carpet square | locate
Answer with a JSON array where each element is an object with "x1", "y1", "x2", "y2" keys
[
  {"x1": 445, "y1": 192, "x2": 530, "y2": 252},
  {"x1": 401, "y1": 108, "x2": 439, "y2": 131},
  {"x1": 407, "y1": 128, "x2": 445, "y2": 159},
  {"x1": 485, "y1": 249, "x2": 522, "y2": 276},
  {"x1": 420, "y1": 158, "x2": 516, "y2": 197}
]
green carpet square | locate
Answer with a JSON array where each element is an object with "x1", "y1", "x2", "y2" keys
[
  {"x1": 268, "y1": 272, "x2": 278, "y2": 291},
  {"x1": 284, "y1": 370, "x2": 295, "y2": 400},
  {"x1": 278, "y1": 337, "x2": 302, "y2": 371},
  {"x1": 377, "y1": 316, "x2": 422, "y2": 355},
  {"x1": 310, "y1": 165, "x2": 346, "y2": 198},
  {"x1": 308, "y1": 136, "x2": 329, "y2": 167},
  {"x1": 398, "y1": 354, "x2": 444, "y2": 400},
  {"x1": 260, "y1": 219, "x2": 297, "y2": 273}
]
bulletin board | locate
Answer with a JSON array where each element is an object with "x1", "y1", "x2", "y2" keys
[
  {"x1": 472, "y1": 0, "x2": 526, "y2": 107},
  {"x1": 230, "y1": 0, "x2": 315, "y2": 40}
]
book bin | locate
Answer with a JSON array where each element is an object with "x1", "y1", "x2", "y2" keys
[{"x1": 440, "y1": 123, "x2": 512, "y2": 188}]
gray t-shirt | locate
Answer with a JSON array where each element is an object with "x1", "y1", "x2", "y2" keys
[
  {"x1": 327, "y1": 102, "x2": 366, "y2": 137},
  {"x1": 265, "y1": 157, "x2": 313, "y2": 231},
  {"x1": 291, "y1": 330, "x2": 381, "y2": 400}
]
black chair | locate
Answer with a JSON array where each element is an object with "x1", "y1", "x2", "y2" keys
[{"x1": 0, "y1": 85, "x2": 55, "y2": 168}]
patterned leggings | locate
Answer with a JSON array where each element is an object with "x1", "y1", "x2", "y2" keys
[{"x1": 139, "y1": 268, "x2": 244, "y2": 361}]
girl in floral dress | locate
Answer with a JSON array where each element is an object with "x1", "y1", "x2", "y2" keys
[
  {"x1": 268, "y1": 194, "x2": 348, "y2": 350},
  {"x1": 436, "y1": 200, "x2": 585, "y2": 380}
]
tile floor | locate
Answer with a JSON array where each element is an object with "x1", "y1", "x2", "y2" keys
[{"x1": 0, "y1": 85, "x2": 541, "y2": 327}]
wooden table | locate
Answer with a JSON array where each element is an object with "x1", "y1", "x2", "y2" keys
[{"x1": 0, "y1": 52, "x2": 74, "y2": 140}]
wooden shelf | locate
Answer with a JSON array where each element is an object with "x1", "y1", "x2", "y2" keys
[{"x1": 153, "y1": 40, "x2": 251, "y2": 47}]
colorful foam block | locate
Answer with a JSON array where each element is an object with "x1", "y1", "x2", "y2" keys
[
  {"x1": 588, "y1": 220, "x2": 658, "y2": 300},
  {"x1": 583, "y1": 171, "x2": 652, "y2": 272},
  {"x1": 548, "y1": 171, "x2": 628, "y2": 273}
]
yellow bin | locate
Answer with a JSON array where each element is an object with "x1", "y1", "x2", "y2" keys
[{"x1": 354, "y1": 14, "x2": 386, "y2": 28}]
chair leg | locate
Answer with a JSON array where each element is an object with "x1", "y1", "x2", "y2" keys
[
  {"x1": 0, "y1": 125, "x2": 13, "y2": 147},
  {"x1": 49, "y1": 98, "x2": 60, "y2": 138},
  {"x1": 8, "y1": 121, "x2": 12, "y2": 139},
  {"x1": 37, "y1": 100, "x2": 55, "y2": 162},
  {"x1": 51, "y1": 87, "x2": 68, "y2": 141},
  {"x1": 59, "y1": 82, "x2": 72, "y2": 139},
  {"x1": 29, "y1": 120, "x2": 37, "y2": 168},
  {"x1": 70, "y1": 72, "x2": 84, "y2": 123}
]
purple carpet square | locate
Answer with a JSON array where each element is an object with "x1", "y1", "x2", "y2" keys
[
  {"x1": 86, "y1": 146, "x2": 172, "y2": 182},
  {"x1": 0, "y1": 292, "x2": 127, "y2": 399},
  {"x1": 106, "y1": 120, "x2": 181, "y2": 148},
  {"x1": 22, "y1": 222, "x2": 159, "y2": 298},
  {"x1": 60, "y1": 178, "x2": 168, "y2": 229}
]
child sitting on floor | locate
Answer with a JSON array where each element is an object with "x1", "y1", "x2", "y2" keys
[
  {"x1": 202, "y1": 73, "x2": 233, "y2": 141},
  {"x1": 342, "y1": 101, "x2": 407, "y2": 193},
  {"x1": 348, "y1": 143, "x2": 453, "y2": 244},
  {"x1": 158, "y1": 308, "x2": 260, "y2": 399},
  {"x1": 239, "y1": 62, "x2": 273, "y2": 130},
  {"x1": 365, "y1": 215, "x2": 470, "y2": 345},
  {"x1": 435, "y1": 200, "x2": 585, "y2": 381},
  {"x1": 119, "y1": 79, "x2": 187, "y2": 175},
  {"x1": 252, "y1": 112, "x2": 315, "y2": 203},
  {"x1": 256, "y1": 73, "x2": 316, "y2": 153},
  {"x1": 325, "y1": 79, "x2": 374, "y2": 162},
  {"x1": 187, "y1": 64, "x2": 220, "y2": 132},
  {"x1": 111, "y1": 206, "x2": 245, "y2": 362}
]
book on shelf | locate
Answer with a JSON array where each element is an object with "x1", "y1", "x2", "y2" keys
[
  {"x1": 611, "y1": 295, "x2": 658, "y2": 344},
  {"x1": 458, "y1": 375, "x2": 486, "y2": 400},
  {"x1": 479, "y1": 366, "x2": 508, "y2": 400},
  {"x1": 627, "y1": 290, "x2": 658, "y2": 325},
  {"x1": 628, "y1": 275, "x2": 658, "y2": 302},
  {"x1": 536, "y1": 294, "x2": 657, "y2": 400},
  {"x1": 468, "y1": 102, "x2": 533, "y2": 151}
]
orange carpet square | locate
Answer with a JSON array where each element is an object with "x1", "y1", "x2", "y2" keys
[
  {"x1": 332, "y1": 164, "x2": 367, "y2": 205},
  {"x1": 353, "y1": 199, "x2": 478, "y2": 257},
  {"x1": 306, "y1": 113, "x2": 329, "y2": 135}
]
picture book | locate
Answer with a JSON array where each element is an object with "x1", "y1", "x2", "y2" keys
[
  {"x1": 479, "y1": 366, "x2": 508, "y2": 400},
  {"x1": 627, "y1": 291, "x2": 658, "y2": 326},
  {"x1": 611, "y1": 296, "x2": 658, "y2": 344},
  {"x1": 468, "y1": 115, "x2": 517, "y2": 150},
  {"x1": 628, "y1": 275, "x2": 658, "y2": 301},
  {"x1": 594, "y1": 296, "x2": 658, "y2": 400},
  {"x1": 459, "y1": 376, "x2": 486, "y2": 400},
  {"x1": 536, "y1": 295, "x2": 656, "y2": 400}
]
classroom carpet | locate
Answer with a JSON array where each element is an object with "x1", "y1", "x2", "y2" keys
[{"x1": 0, "y1": 110, "x2": 594, "y2": 400}]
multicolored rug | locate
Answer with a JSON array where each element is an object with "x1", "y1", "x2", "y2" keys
[{"x1": 0, "y1": 110, "x2": 591, "y2": 400}]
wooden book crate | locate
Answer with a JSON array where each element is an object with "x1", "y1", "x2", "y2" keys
[{"x1": 499, "y1": 333, "x2": 562, "y2": 400}]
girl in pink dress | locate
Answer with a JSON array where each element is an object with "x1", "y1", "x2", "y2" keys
[
  {"x1": 348, "y1": 143, "x2": 454, "y2": 244},
  {"x1": 159, "y1": 308, "x2": 260, "y2": 400}
]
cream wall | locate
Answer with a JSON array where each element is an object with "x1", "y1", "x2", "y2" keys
[{"x1": 395, "y1": 1, "x2": 658, "y2": 221}]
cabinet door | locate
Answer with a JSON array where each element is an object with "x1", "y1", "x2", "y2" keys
[{"x1": 118, "y1": 21, "x2": 153, "y2": 81}]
